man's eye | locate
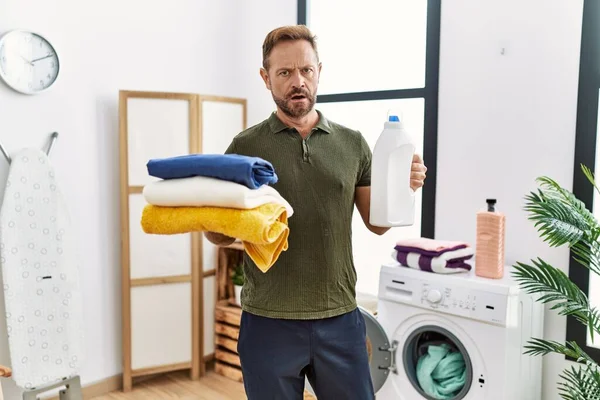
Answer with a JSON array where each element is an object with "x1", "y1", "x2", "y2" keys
[{"x1": 280, "y1": 71, "x2": 289, "y2": 76}]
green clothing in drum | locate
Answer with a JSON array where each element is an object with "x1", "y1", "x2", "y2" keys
[{"x1": 225, "y1": 110, "x2": 372, "y2": 320}]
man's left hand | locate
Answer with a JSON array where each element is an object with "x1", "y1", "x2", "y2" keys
[{"x1": 410, "y1": 153, "x2": 427, "y2": 191}]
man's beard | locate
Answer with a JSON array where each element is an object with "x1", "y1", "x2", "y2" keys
[{"x1": 272, "y1": 88, "x2": 316, "y2": 118}]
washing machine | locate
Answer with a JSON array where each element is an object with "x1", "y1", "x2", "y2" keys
[{"x1": 360, "y1": 262, "x2": 545, "y2": 399}]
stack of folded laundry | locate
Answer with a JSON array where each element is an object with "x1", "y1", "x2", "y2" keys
[
  {"x1": 391, "y1": 237, "x2": 474, "y2": 274},
  {"x1": 139, "y1": 153, "x2": 293, "y2": 273}
]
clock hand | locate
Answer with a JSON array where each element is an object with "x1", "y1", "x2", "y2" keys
[
  {"x1": 12, "y1": 51, "x2": 32, "y2": 66},
  {"x1": 31, "y1": 54, "x2": 53, "y2": 63}
]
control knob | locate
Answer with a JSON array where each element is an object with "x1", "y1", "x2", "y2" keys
[{"x1": 426, "y1": 289, "x2": 443, "y2": 304}]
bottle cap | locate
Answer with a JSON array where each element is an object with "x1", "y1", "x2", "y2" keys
[{"x1": 386, "y1": 109, "x2": 403, "y2": 123}]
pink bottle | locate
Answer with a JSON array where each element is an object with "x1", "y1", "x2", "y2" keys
[{"x1": 475, "y1": 199, "x2": 506, "y2": 279}]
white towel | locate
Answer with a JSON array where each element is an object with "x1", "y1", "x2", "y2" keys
[
  {"x1": 0, "y1": 148, "x2": 84, "y2": 389},
  {"x1": 143, "y1": 175, "x2": 294, "y2": 217}
]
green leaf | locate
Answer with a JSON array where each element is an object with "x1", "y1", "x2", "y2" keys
[
  {"x1": 570, "y1": 240, "x2": 600, "y2": 277},
  {"x1": 558, "y1": 364, "x2": 600, "y2": 400},
  {"x1": 511, "y1": 260, "x2": 600, "y2": 341},
  {"x1": 523, "y1": 191, "x2": 586, "y2": 248},
  {"x1": 522, "y1": 175, "x2": 600, "y2": 252},
  {"x1": 582, "y1": 164, "x2": 600, "y2": 197},
  {"x1": 536, "y1": 175, "x2": 598, "y2": 229},
  {"x1": 522, "y1": 339, "x2": 595, "y2": 365}
]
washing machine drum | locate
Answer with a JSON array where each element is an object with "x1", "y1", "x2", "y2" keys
[{"x1": 361, "y1": 308, "x2": 474, "y2": 399}]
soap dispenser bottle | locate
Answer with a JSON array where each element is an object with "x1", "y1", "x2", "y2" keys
[
  {"x1": 475, "y1": 198, "x2": 506, "y2": 279},
  {"x1": 369, "y1": 111, "x2": 416, "y2": 227}
]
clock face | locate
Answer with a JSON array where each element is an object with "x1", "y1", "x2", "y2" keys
[{"x1": 0, "y1": 30, "x2": 59, "y2": 94}]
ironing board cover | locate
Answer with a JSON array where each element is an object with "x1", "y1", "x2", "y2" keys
[{"x1": 0, "y1": 148, "x2": 84, "y2": 389}]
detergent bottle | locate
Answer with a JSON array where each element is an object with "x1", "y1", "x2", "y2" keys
[{"x1": 369, "y1": 111, "x2": 416, "y2": 227}]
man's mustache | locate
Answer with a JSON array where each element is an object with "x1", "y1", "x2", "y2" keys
[{"x1": 287, "y1": 88, "x2": 311, "y2": 98}]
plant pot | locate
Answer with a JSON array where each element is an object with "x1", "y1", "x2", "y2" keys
[{"x1": 234, "y1": 285, "x2": 242, "y2": 306}]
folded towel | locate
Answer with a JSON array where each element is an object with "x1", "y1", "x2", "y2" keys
[
  {"x1": 395, "y1": 237, "x2": 469, "y2": 257},
  {"x1": 416, "y1": 343, "x2": 467, "y2": 399},
  {"x1": 392, "y1": 247, "x2": 473, "y2": 274},
  {"x1": 140, "y1": 203, "x2": 288, "y2": 272},
  {"x1": 146, "y1": 154, "x2": 278, "y2": 189},
  {"x1": 143, "y1": 175, "x2": 294, "y2": 217}
]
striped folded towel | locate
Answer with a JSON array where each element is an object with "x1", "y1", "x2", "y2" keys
[
  {"x1": 392, "y1": 246, "x2": 473, "y2": 274},
  {"x1": 395, "y1": 237, "x2": 470, "y2": 257}
]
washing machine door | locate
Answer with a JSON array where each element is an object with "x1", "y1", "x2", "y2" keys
[
  {"x1": 360, "y1": 306, "x2": 394, "y2": 393},
  {"x1": 364, "y1": 308, "x2": 475, "y2": 400}
]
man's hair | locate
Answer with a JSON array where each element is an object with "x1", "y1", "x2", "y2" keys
[{"x1": 262, "y1": 25, "x2": 319, "y2": 70}]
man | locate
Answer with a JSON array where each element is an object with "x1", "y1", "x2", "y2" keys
[{"x1": 205, "y1": 25, "x2": 427, "y2": 399}]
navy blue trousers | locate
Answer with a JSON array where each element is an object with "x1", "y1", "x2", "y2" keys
[{"x1": 237, "y1": 307, "x2": 375, "y2": 400}]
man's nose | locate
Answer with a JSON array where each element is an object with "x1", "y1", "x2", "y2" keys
[{"x1": 290, "y1": 70, "x2": 306, "y2": 88}]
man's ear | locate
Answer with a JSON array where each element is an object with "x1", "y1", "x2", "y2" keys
[{"x1": 260, "y1": 68, "x2": 271, "y2": 90}]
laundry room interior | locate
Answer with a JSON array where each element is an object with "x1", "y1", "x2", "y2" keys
[{"x1": 0, "y1": 0, "x2": 596, "y2": 399}]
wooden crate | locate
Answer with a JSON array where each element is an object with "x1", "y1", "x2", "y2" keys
[{"x1": 213, "y1": 300, "x2": 242, "y2": 382}]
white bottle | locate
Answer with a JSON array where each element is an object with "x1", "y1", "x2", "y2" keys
[{"x1": 369, "y1": 113, "x2": 416, "y2": 227}]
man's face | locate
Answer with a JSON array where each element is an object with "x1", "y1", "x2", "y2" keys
[{"x1": 261, "y1": 40, "x2": 321, "y2": 118}]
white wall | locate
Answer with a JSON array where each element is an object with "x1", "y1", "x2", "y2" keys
[
  {"x1": 436, "y1": 1, "x2": 584, "y2": 399},
  {"x1": 0, "y1": 0, "x2": 294, "y2": 398}
]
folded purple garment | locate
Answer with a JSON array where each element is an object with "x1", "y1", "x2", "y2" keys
[
  {"x1": 395, "y1": 252, "x2": 472, "y2": 273},
  {"x1": 394, "y1": 244, "x2": 468, "y2": 258}
]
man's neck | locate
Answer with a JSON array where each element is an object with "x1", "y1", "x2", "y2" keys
[{"x1": 275, "y1": 108, "x2": 319, "y2": 139}]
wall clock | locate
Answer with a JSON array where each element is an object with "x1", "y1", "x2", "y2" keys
[{"x1": 0, "y1": 30, "x2": 59, "y2": 95}]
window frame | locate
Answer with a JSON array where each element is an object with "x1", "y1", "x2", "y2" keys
[
  {"x1": 297, "y1": 0, "x2": 441, "y2": 239},
  {"x1": 568, "y1": 0, "x2": 600, "y2": 362}
]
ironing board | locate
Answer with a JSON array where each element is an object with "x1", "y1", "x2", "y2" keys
[{"x1": 0, "y1": 148, "x2": 83, "y2": 399}]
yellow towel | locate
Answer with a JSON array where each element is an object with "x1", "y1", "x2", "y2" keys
[{"x1": 140, "y1": 203, "x2": 289, "y2": 272}]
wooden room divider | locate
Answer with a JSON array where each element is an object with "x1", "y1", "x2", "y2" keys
[{"x1": 118, "y1": 90, "x2": 246, "y2": 391}]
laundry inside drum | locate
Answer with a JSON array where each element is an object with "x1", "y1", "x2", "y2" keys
[{"x1": 402, "y1": 326, "x2": 473, "y2": 400}]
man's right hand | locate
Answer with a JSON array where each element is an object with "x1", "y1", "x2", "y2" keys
[{"x1": 204, "y1": 231, "x2": 237, "y2": 246}]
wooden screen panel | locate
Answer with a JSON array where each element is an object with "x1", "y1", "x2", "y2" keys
[
  {"x1": 198, "y1": 96, "x2": 246, "y2": 276},
  {"x1": 197, "y1": 96, "x2": 246, "y2": 363},
  {"x1": 125, "y1": 97, "x2": 190, "y2": 187},
  {"x1": 128, "y1": 193, "x2": 191, "y2": 279},
  {"x1": 119, "y1": 90, "x2": 202, "y2": 391},
  {"x1": 130, "y1": 283, "x2": 192, "y2": 371},
  {"x1": 200, "y1": 97, "x2": 246, "y2": 155}
]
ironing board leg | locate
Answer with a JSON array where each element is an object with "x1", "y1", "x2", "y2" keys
[
  {"x1": 22, "y1": 392, "x2": 37, "y2": 400},
  {"x1": 21, "y1": 376, "x2": 83, "y2": 400},
  {"x1": 59, "y1": 376, "x2": 82, "y2": 400}
]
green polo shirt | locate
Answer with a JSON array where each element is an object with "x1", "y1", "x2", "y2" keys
[{"x1": 225, "y1": 110, "x2": 372, "y2": 319}]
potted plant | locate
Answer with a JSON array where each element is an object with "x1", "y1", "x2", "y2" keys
[
  {"x1": 231, "y1": 262, "x2": 244, "y2": 307},
  {"x1": 512, "y1": 164, "x2": 600, "y2": 399}
]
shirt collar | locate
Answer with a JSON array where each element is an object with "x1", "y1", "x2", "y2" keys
[{"x1": 268, "y1": 109, "x2": 332, "y2": 134}]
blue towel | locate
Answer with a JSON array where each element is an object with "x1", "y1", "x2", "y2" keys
[{"x1": 146, "y1": 154, "x2": 278, "y2": 189}]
